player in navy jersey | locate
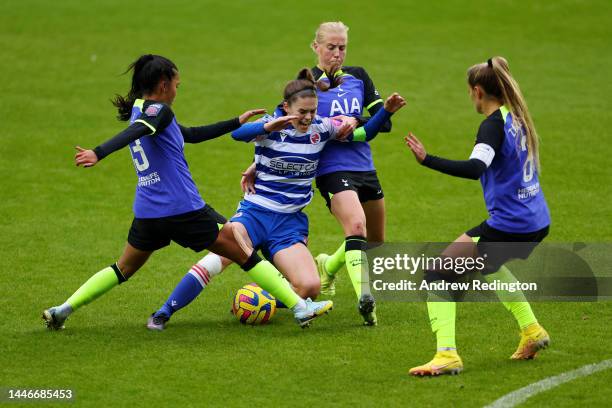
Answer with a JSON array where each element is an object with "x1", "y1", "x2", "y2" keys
[
  {"x1": 146, "y1": 68, "x2": 405, "y2": 330},
  {"x1": 309, "y1": 22, "x2": 393, "y2": 326},
  {"x1": 42, "y1": 54, "x2": 334, "y2": 330},
  {"x1": 405, "y1": 57, "x2": 551, "y2": 376}
]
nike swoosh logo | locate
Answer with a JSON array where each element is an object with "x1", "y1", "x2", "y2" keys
[
  {"x1": 430, "y1": 362, "x2": 454, "y2": 371},
  {"x1": 338, "y1": 92, "x2": 348, "y2": 97}
]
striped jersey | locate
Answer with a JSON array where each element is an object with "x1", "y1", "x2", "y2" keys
[{"x1": 239, "y1": 115, "x2": 340, "y2": 213}]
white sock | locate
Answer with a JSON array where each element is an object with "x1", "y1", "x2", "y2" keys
[
  {"x1": 188, "y1": 253, "x2": 224, "y2": 287},
  {"x1": 198, "y1": 253, "x2": 223, "y2": 277}
]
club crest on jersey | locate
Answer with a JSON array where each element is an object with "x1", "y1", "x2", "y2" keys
[
  {"x1": 145, "y1": 103, "x2": 163, "y2": 117},
  {"x1": 310, "y1": 133, "x2": 321, "y2": 144}
]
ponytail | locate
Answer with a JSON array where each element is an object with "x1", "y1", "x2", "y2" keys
[
  {"x1": 111, "y1": 54, "x2": 178, "y2": 121},
  {"x1": 467, "y1": 56, "x2": 540, "y2": 171},
  {"x1": 283, "y1": 68, "x2": 341, "y2": 105}
]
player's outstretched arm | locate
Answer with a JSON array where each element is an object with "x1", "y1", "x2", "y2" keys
[
  {"x1": 181, "y1": 109, "x2": 266, "y2": 143},
  {"x1": 231, "y1": 115, "x2": 298, "y2": 142},
  {"x1": 342, "y1": 93, "x2": 405, "y2": 142},
  {"x1": 80, "y1": 122, "x2": 153, "y2": 166},
  {"x1": 405, "y1": 132, "x2": 486, "y2": 180}
]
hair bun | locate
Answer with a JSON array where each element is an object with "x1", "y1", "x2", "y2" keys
[{"x1": 296, "y1": 68, "x2": 315, "y2": 83}]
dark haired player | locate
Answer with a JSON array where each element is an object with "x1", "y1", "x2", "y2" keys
[{"x1": 42, "y1": 54, "x2": 334, "y2": 330}]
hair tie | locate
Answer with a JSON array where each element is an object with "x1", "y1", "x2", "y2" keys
[
  {"x1": 487, "y1": 58, "x2": 493, "y2": 68},
  {"x1": 285, "y1": 86, "x2": 316, "y2": 101}
]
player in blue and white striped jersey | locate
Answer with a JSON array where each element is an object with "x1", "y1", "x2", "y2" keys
[
  {"x1": 147, "y1": 69, "x2": 404, "y2": 329},
  {"x1": 236, "y1": 113, "x2": 337, "y2": 214}
]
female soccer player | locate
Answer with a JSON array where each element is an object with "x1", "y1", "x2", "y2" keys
[
  {"x1": 147, "y1": 69, "x2": 405, "y2": 330},
  {"x1": 405, "y1": 56, "x2": 551, "y2": 375},
  {"x1": 42, "y1": 54, "x2": 333, "y2": 330},
  {"x1": 243, "y1": 21, "x2": 391, "y2": 326},
  {"x1": 309, "y1": 21, "x2": 392, "y2": 326}
]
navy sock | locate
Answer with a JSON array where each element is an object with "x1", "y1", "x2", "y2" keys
[{"x1": 155, "y1": 272, "x2": 205, "y2": 318}]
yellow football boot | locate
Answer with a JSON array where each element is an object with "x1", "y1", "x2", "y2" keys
[
  {"x1": 511, "y1": 323, "x2": 550, "y2": 360},
  {"x1": 409, "y1": 350, "x2": 464, "y2": 376}
]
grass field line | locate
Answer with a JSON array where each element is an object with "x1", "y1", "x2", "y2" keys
[{"x1": 484, "y1": 359, "x2": 612, "y2": 408}]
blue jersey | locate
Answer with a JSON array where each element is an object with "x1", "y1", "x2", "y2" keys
[
  {"x1": 473, "y1": 107, "x2": 550, "y2": 233},
  {"x1": 233, "y1": 115, "x2": 340, "y2": 213},
  {"x1": 311, "y1": 66, "x2": 388, "y2": 176},
  {"x1": 128, "y1": 99, "x2": 205, "y2": 218}
]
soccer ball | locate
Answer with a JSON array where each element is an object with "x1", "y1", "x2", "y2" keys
[{"x1": 232, "y1": 283, "x2": 276, "y2": 325}]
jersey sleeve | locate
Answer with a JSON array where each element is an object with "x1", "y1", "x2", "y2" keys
[
  {"x1": 134, "y1": 102, "x2": 175, "y2": 135},
  {"x1": 422, "y1": 155, "x2": 487, "y2": 180},
  {"x1": 356, "y1": 67, "x2": 383, "y2": 112},
  {"x1": 231, "y1": 114, "x2": 273, "y2": 142},
  {"x1": 470, "y1": 115, "x2": 505, "y2": 167},
  {"x1": 179, "y1": 117, "x2": 240, "y2": 143},
  {"x1": 348, "y1": 66, "x2": 390, "y2": 132},
  {"x1": 93, "y1": 122, "x2": 151, "y2": 160}
]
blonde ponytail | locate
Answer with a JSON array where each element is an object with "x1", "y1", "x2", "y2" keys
[{"x1": 468, "y1": 57, "x2": 541, "y2": 172}]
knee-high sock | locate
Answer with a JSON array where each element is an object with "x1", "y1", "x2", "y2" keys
[
  {"x1": 484, "y1": 265, "x2": 537, "y2": 329},
  {"x1": 324, "y1": 241, "x2": 346, "y2": 276},
  {"x1": 155, "y1": 253, "x2": 223, "y2": 318},
  {"x1": 344, "y1": 235, "x2": 370, "y2": 299},
  {"x1": 64, "y1": 264, "x2": 127, "y2": 313},
  {"x1": 427, "y1": 291, "x2": 457, "y2": 350},
  {"x1": 241, "y1": 252, "x2": 302, "y2": 310}
]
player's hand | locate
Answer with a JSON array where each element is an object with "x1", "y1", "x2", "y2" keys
[
  {"x1": 263, "y1": 115, "x2": 298, "y2": 132},
  {"x1": 75, "y1": 146, "x2": 98, "y2": 167},
  {"x1": 240, "y1": 162, "x2": 257, "y2": 195},
  {"x1": 332, "y1": 115, "x2": 358, "y2": 139},
  {"x1": 384, "y1": 93, "x2": 406, "y2": 113},
  {"x1": 405, "y1": 132, "x2": 427, "y2": 163},
  {"x1": 239, "y1": 109, "x2": 267, "y2": 124}
]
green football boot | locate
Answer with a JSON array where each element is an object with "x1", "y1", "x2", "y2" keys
[{"x1": 316, "y1": 253, "x2": 336, "y2": 297}]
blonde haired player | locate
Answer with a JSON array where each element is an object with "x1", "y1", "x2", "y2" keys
[{"x1": 405, "y1": 57, "x2": 551, "y2": 376}]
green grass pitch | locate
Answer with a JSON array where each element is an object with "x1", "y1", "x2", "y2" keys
[{"x1": 1, "y1": 0, "x2": 611, "y2": 406}]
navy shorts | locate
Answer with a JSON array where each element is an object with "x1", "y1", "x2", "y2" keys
[
  {"x1": 466, "y1": 221, "x2": 550, "y2": 273},
  {"x1": 128, "y1": 204, "x2": 227, "y2": 252},
  {"x1": 315, "y1": 171, "x2": 383, "y2": 209}
]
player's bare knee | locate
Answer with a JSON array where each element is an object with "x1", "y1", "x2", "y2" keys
[{"x1": 347, "y1": 218, "x2": 367, "y2": 237}]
